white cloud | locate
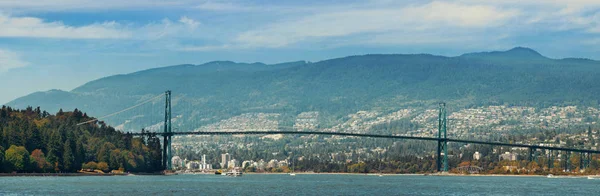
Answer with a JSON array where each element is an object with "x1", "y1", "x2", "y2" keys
[
  {"x1": 0, "y1": 14, "x2": 206, "y2": 40},
  {"x1": 0, "y1": 49, "x2": 27, "y2": 72},
  {"x1": 457, "y1": 0, "x2": 600, "y2": 31},
  {"x1": 1, "y1": 0, "x2": 599, "y2": 53},
  {"x1": 195, "y1": 1, "x2": 257, "y2": 12},
  {"x1": 235, "y1": 1, "x2": 519, "y2": 48},
  {"x1": 0, "y1": 0, "x2": 196, "y2": 12},
  {"x1": 178, "y1": 16, "x2": 200, "y2": 29},
  {"x1": 137, "y1": 16, "x2": 205, "y2": 40},
  {"x1": 0, "y1": 14, "x2": 131, "y2": 39}
]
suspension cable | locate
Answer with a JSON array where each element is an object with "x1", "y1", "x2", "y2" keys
[{"x1": 76, "y1": 93, "x2": 165, "y2": 126}]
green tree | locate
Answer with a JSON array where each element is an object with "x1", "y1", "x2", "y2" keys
[
  {"x1": 82, "y1": 161, "x2": 98, "y2": 170},
  {"x1": 46, "y1": 129, "x2": 63, "y2": 170},
  {"x1": 62, "y1": 142, "x2": 74, "y2": 172},
  {"x1": 97, "y1": 142, "x2": 116, "y2": 163},
  {"x1": 109, "y1": 149, "x2": 123, "y2": 170},
  {"x1": 4, "y1": 145, "x2": 30, "y2": 172},
  {"x1": 0, "y1": 146, "x2": 5, "y2": 172}
]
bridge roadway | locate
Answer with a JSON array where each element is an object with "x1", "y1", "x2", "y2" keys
[{"x1": 131, "y1": 130, "x2": 600, "y2": 154}]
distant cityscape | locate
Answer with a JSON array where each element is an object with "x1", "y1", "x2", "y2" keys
[{"x1": 171, "y1": 153, "x2": 292, "y2": 173}]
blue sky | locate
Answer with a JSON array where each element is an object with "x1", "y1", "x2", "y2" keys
[{"x1": 1, "y1": 0, "x2": 600, "y2": 104}]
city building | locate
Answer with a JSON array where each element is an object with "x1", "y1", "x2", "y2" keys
[
  {"x1": 172, "y1": 156, "x2": 183, "y2": 169},
  {"x1": 499, "y1": 152, "x2": 518, "y2": 161},
  {"x1": 221, "y1": 153, "x2": 231, "y2": 169},
  {"x1": 267, "y1": 159, "x2": 279, "y2": 168},
  {"x1": 228, "y1": 159, "x2": 239, "y2": 169},
  {"x1": 241, "y1": 160, "x2": 254, "y2": 169},
  {"x1": 473, "y1": 152, "x2": 481, "y2": 160},
  {"x1": 186, "y1": 161, "x2": 200, "y2": 170},
  {"x1": 200, "y1": 154, "x2": 212, "y2": 170}
]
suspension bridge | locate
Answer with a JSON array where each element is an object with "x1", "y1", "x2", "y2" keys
[{"x1": 78, "y1": 91, "x2": 600, "y2": 173}]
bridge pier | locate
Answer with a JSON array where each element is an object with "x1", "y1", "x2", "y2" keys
[
  {"x1": 580, "y1": 152, "x2": 583, "y2": 170},
  {"x1": 437, "y1": 103, "x2": 448, "y2": 173},
  {"x1": 564, "y1": 151, "x2": 571, "y2": 172},
  {"x1": 162, "y1": 90, "x2": 172, "y2": 171},
  {"x1": 163, "y1": 135, "x2": 168, "y2": 170},
  {"x1": 548, "y1": 150, "x2": 553, "y2": 170},
  {"x1": 528, "y1": 148, "x2": 533, "y2": 162},
  {"x1": 587, "y1": 153, "x2": 591, "y2": 169}
]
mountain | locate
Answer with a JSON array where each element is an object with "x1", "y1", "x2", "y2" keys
[
  {"x1": 460, "y1": 47, "x2": 546, "y2": 60},
  {"x1": 6, "y1": 47, "x2": 600, "y2": 132}
]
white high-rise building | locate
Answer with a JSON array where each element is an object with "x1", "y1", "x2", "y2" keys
[
  {"x1": 228, "y1": 159, "x2": 239, "y2": 169},
  {"x1": 473, "y1": 152, "x2": 481, "y2": 160},
  {"x1": 221, "y1": 153, "x2": 231, "y2": 169}
]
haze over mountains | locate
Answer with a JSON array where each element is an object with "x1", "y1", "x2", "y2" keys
[{"x1": 6, "y1": 47, "x2": 600, "y2": 132}]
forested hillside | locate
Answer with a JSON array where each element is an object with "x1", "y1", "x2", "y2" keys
[
  {"x1": 7, "y1": 47, "x2": 600, "y2": 132},
  {"x1": 0, "y1": 106, "x2": 162, "y2": 173}
]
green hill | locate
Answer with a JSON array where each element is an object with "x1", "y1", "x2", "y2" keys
[{"x1": 6, "y1": 47, "x2": 600, "y2": 132}]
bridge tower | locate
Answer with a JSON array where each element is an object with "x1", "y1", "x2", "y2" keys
[
  {"x1": 437, "y1": 102, "x2": 448, "y2": 172},
  {"x1": 564, "y1": 151, "x2": 571, "y2": 172},
  {"x1": 585, "y1": 153, "x2": 591, "y2": 169},
  {"x1": 580, "y1": 152, "x2": 584, "y2": 170},
  {"x1": 528, "y1": 148, "x2": 538, "y2": 163},
  {"x1": 548, "y1": 150, "x2": 554, "y2": 169},
  {"x1": 162, "y1": 90, "x2": 172, "y2": 170}
]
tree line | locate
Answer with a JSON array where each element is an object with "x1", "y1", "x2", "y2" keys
[{"x1": 0, "y1": 106, "x2": 163, "y2": 173}]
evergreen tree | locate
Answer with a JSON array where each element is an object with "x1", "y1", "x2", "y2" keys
[
  {"x1": 62, "y1": 142, "x2": 74, "y2": 172},
  {"x1": 0, "y1": 106, "x2": 161, "y2": 173},
  {"x1": 0, "y1": 146, "x2": 4, "y2": 172}
]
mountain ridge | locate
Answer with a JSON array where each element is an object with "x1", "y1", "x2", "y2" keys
[
  {"x1": 17, "y1": 47, "x2": 600, "y2": 99},
  {"x1": 6, "y1": 47, "x2": 600, "y2": 131}
]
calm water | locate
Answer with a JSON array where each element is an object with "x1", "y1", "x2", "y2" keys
[{"x1": 0, "y1": 174, "x2": 598, "y2": 195}]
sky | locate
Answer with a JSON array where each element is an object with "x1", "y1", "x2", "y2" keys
[{"x1": 1, "y1": 0, "x2": 600, "y2": 104}]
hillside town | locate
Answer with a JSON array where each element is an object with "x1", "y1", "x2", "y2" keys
[{"x1": 170, "y1": 104, "x2": 600, "y2": 174}]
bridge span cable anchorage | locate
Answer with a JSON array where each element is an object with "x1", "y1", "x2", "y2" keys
[{"x1": 76, "y1": 93, "x2": 165, "y2": 126}]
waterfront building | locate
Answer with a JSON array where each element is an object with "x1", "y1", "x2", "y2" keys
[
  {"x1": 499, "y1": 152, "x2": 518, "y2": 161},
  {"x1": 228, "y1": 159, "x2": 239, "y2": 169},
  {"x1": 172, "y1": 156, "x2": 183, "y2": 169},
  {"x1": 200, "y1": 154, "x2": 212, "y2": 170},
  {"x1": 256, "y1": 159, "x2": 266, "y2": 170},
  {"x1": 221, "y1": 153, "x2": 231, "y2": 169},
  {"x1": 267, "y1": 159, "x2": 279, "y2": 168},
  {"x1": 242, "y1": 160, "x2": 254, "y2": 169},
  {"x1": 186, "y1": 161, "x2": 200, "y2": 170},
  {"x1": 473, "y1": 152, "x2": 481, "y2": 160}
]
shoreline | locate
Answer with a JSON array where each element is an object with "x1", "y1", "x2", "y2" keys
[
  {"x1": 0, "y1": 172, "x2": 164, "y2": 177},
  {"x1": 1, "y1": 172, "x2": 593, "y2": 177}
]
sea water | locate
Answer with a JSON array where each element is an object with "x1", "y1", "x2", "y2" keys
[{"x1": 0, "y1": 174, "x2": 597, "y2": 195}]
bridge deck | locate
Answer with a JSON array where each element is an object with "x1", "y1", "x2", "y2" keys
[{"x1": 131, "y1": 131, "x2": 600, "y2": 154}]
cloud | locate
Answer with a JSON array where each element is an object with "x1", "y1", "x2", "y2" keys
[
  {"x1": 235, "y1": 1, "x2": 519, "y2": 48},
  {"x1": 0, "y1": 0, "x2": 196, "y2": 12},
  {"x1": 0, "y1": 14, "x2": 131, "y2": 39},
  {"x1": 178, "y1": 16, "x2": 200, "y2": 29},
  {"x1": 195, "y1": 1, "x2": 258, "y2": 12},
  {"x1": 2, "y1": 0, "x2": 600, "y2": 54},
  {"x1": 0, "y1": 14, "x2": 205, "y2": 40},
  {"x1": 457, "y1": 0, "x2": 600, "y2": 31},
  {"x1": 0, "y1": 49, "x2": 28, "y2": 72},
  {"x1": 137, "y1": 16, "x2": 205, "y2": 40}
]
